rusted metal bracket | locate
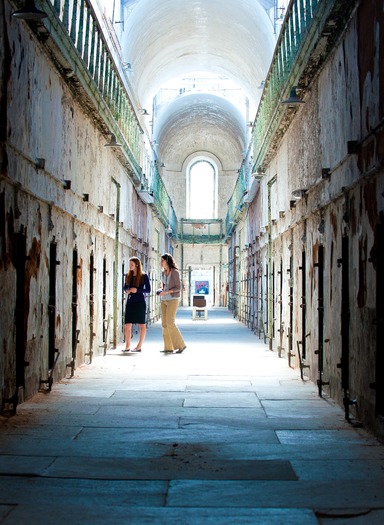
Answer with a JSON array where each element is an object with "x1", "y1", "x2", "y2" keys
[{"x1": 39, "y1": 349, "x2": 60, "y2": 392}]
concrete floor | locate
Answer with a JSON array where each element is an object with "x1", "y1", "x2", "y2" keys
[{"x1": 1, "y1": 308, "x2": 383, "y2": 525}]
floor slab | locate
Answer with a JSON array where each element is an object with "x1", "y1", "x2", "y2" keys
[{"x1": 0, "y1": 308, "x2": 383, "y2": 524}]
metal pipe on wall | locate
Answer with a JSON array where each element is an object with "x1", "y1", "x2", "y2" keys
[
  {"x1": 233, "y1": 245, "x2": 240, "y2": 318},
  {"x1": 337, "y1": 236, "x2": 354, "y2": 418},
  {"x1": 181, "y1": 244, "x2": 184, "y2": 306},
  {"x1": 219, "y1": 244, "x2": 222, "y2": 307},
  {"x1": 111, "y1": 178, "x2": 121, "y2": 348},
  {"x1": 373, "y1": 213, "x2": 384, "y2": 420},
  {"x1": 316, "y1": 245, "x2": 327, "y2": 397},
  {"x1": 267, "y1": 175, "x2": 277, "y2": 350}
]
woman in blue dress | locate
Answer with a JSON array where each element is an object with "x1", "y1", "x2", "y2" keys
[{"x1": 123, "y1": 257, "x2": 151, "y2": 352}]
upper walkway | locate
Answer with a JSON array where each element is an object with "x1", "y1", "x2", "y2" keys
[{"x1": 0, "y1": 308, "x2": 383, "y2": 524}]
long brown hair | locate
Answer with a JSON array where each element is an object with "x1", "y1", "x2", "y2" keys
[
  {"x1": 161, "y1": 253, "x2": 178, "y2": 270},
  {"x1": 125, "y1": 257, "x2": 144, "y2": 287}
]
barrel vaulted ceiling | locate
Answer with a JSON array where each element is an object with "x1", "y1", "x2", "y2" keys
[{"x1": 113, "y1": 0, "x2": 277, "y2": 210}]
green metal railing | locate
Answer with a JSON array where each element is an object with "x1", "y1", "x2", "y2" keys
[
  {"x1": 150, "y1": 166, "x2": 177, "y2": 232},
  {"x1": 226, "y1": 163, "x2": 247, "y2": 235},
  {"x1": 45, "y1": 0, "x2": 143, "y2": 176},
  {"x1": 252, "y1": 0, "x2": 321, "y2": 172},
  {"x1": 39, "y1": 0, "x2": 177, "y2": 227},
  {"x1": 178, "y1": 219, "x2": 225, "y2": 244},
  {"x1": 37, "y1": 0, "x2": 346, "y2": 245},
  {"x1": 225, "y1": 0, "x2": 351, "y2": 235}
]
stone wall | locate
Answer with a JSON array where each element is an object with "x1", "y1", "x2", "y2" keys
[
  {"x1": 0, "y1": 5, "x2": 164, "y2": 412},
  {"x1": 231, "y1": 1, "x2": 384, "y2": 435}
]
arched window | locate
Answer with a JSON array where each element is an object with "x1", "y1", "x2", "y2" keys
[{"x1": 187, "y1": 160, "x2": 217, "y2": 219}]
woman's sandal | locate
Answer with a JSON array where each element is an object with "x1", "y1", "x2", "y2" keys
[
  {"x1": 176, "y1": 346, "x2": 187, "y2": 354},
  {"x1": 132, "y1": 348, "x2": 141, "y2": 352}
]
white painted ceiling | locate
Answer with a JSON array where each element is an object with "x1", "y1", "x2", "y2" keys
[{"x1": 114, "y1": 0, "x2": 276, "y2": 212}]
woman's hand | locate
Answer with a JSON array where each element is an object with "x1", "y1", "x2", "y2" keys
[{"x1": 129, "y1": 287, "x2": 137, "y2": 294}]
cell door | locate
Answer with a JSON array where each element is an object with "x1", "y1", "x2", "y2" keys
[{"x1": 12, "y1": 232, "x2": 27, "y2": 407}]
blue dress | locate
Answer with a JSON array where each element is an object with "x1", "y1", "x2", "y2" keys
[{"x1": 124, "y1": 274, "x2": 151, "y2": 324}]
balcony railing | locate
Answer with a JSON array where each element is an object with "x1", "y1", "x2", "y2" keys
[
  {"x1": 36, "y1": 0, "x2": 143, "y2": 179},
  {"x1": 178, "y1": 219, "x2": 225, "y2": 244},
  {"x1": 150, "y1": 165, "x2": 177, "y2": 232},
  {"x1": 26, "y1": 0, "x2": 354, "y2": 243},
  {"x1": 252, "y1": 0, "x2": 321, "y2": 172},
  {"x1": 225, "y1": 164, "x2": 247, "y2": 236},
  {"x1": 27, "y1": 0, "x2": 176, "y2": 227},
  {"x1": 226, "y1": 0, "x2": 356, "y2": 232}
]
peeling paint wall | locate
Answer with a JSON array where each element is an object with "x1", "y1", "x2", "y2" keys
[
  {"x1": 0, "y1": 4, "x2": 164, "y2": 412},
  {"x1": 1, "y1": 0, "x2": 383, "y2": 440},
  {"x1": 233, "y1": 1, "x2": 384, "y2": 436}
]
